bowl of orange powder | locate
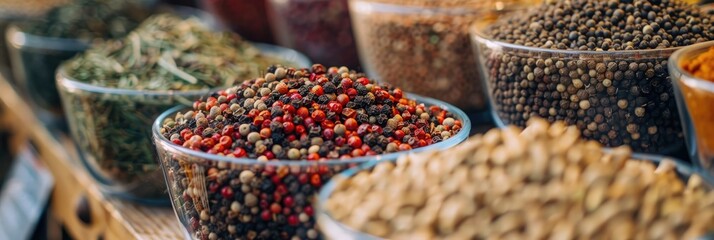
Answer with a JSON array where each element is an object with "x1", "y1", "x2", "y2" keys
[{"x1": 670, "y1": 40, "x2": 714, "y2": 177}]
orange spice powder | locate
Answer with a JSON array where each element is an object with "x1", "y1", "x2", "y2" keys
[{"x1": 682, "y1": 46, "x2": 714, "y2": 82}]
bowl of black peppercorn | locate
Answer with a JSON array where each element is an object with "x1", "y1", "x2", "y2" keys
[{"x1": 471, "y1": 0, "x2": 714, "y2": 155}]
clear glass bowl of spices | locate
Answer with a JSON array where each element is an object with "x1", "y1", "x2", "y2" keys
[
  {"x1": 317, "y1": 119, "x2": 714, "y2": 239},
  {"x1": 267, "y1": 0, "x2": 361, "y2": 69},
  {"x1": 57, "y1": 14, "x2": 311, "y2": 203},
  {"x1": 152, "y1": 65, "x2": 471, "y2": 239},
  {"x1": 5, "y1": 0, "x2": 153, "y2": 116},
  {"x1": 348, "y1": 0, "x2": 536, "y2": 112},
  {"x1": 670, "y1": 41, "x2": 714, "y2": 181},
  {"x1": 471, "y1": 0, "x2": 714, "y2": 154}
]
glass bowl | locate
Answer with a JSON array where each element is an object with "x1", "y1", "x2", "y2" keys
[
  {"x1": 349, "y1": 0, "x2": 533, "y2": 112},
  {"x1": 316, "y1": 151, "x2": 699, "y2": 239},
  {"x1": 6, "y1": 25, "x2": 90, "y2": 115},
  {"x1": 471, "y1": 17, "x2": 686, "y2": 154},
  {"x1": 152, "y1": 93, "x2": 471, "y2": 239},
  {"x1": 57, "y1": 44, "x2": 311, "y2": 204},
  {"x1": 199, "y1": 0, "x2": 275, "y2": 43},
  {"x1": 5, "y1": 5, "x2": 217, "y2": 118},
  {"x1": 670, "y1": 41, "x2": 714, "y2": 179},
  {"x1": 267, "y1": 0, "x2": 360, "y2": 69}
]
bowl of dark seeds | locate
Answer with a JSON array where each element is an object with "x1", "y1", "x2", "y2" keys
[
  {"x1": 471, "y1": 0, "x2": 714, "y2": 154},
  {"x1": 57, "y1": 14, "x2": 309, "y2": 203},
  {"x1": 153, "y1": 64, "x2": 470, "y2": 239},
  {"x1": 318, "y1": 118, "x2": 714, "y2": 239}
]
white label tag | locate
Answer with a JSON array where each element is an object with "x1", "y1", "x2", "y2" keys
[{"x1": 0, "y1": 143, "x2": 54, "y2": 240}]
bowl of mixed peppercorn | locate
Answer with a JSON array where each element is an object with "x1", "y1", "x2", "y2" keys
[
  {"x1": 153, "y1": 64, "x2": 470, "y2": 240},
  {"x1": 471, "y1": 0, "x2": 714, "y2": 155}
]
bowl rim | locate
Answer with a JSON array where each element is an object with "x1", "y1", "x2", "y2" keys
[
  {"x1": 151, "y1": 93, "x2": 472, "y2": 167},
  {"x1": 55, "y1": 43, "x2": 312, "y2": 96},
  {"x1": 348, "y1": 0, "x2": 504, "y2": 15},
  {"x1": 668, "y1": 40, "x2": 714, "y2": 92},
  {"x1": 315, "y1": 150, "x2": 697, "y2": 239},
  {"x1": 469, "y1": 10, "x2": 691, "y2": 57}
]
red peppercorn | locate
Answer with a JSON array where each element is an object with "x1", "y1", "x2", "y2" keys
[
  {"x1": 304, "y1": 117, "x2": 315, "y2": 127},
  {"x1": 356, "y1": 77, "x2": 370, "y2": 85},
  {"x1": 337, "y1": 94, "x2": 350, "y2": 105},
  {"x1": 311, "y1": 110, "x2": 326, "y2": 122},
  {"x1": 307, "y1": 153, "x2": 320, "y2": 160},
  {"x1": 221, "y1": 125, "x2": 234, "y2": 136},
  {"x1": 310, "y1": 174, "x2": 321, "y2": 187},
  {"x1": 283, "y1": 104, "x2": 296, "y2": 114},
  {"x1": 264, "y1": 151, "x2": 275, "y2": 160},
  {"x1": 290, "y1": 93, "x2": 302, "y2": 100},
  {"x1": 221, "y1": 186, "x2": 233, "y2": 199},
  {"x1": 297, "y1": 107, "x2": 309, "y2": 118},
  {"x1": 347, "y1": 136, "x2": 362, "y2": 148},
  {"x1": 272, "y1": 175, "x2": 282, "y2": 184},
  {"x1": 298, "y1": 173, "x2": 308, "y2": 184},
  {"x1": 311, "y1": 85, "x2": 324, "y2": 96},
  {"x1": 345, "y1": 118, "x2": 358, "y2": 130},
  {"x1": 304, "y1": 206, "x2": 314, "y2": 216},
  {"x1": 366, "y1": 150, "x2": 377, "y2": 156},
  {"x1": 399, "y1": 143, "x2": 412, "y2": 151},
  {"x1": 270, "y1": 203, "x2": 282, "y2": 214},
  {"x1": 260, "y1": 128, "x2": 271, "y2": 139},
  {"x1": 288, "y1": 215, "x2": 299, "y2": 226},
  {"x1": 335, "y1": 136, "x2": 346, "y2": 146},
  {"x1": 341, "y1": 78, "x2": 353, "y2": 89},
  {"x1": 261, "y1": 210, "x2": 271, "y2": 221},
  {"x1": 229, "y1": 148, "x2": 245, "y2": 158},
  {"x1": 283, "y1": 121, "x2": 295, "y2": 134},
  {"x1": 351, "y1": 148, "x2": 365, "y2": 157},
  {"x1": 394, "y1": 130, "x2": 405, "y2": 140},
  {"x1": 283, "y1": 196, "x2": 294, "y2": 207},
  {"x1": 321, "y1": 119, "x2": 335, "y2": 130},
  {"x1": 342, "y1": 108, "x2": 357, "y2": 119},
  {"x1": 346, "y1": 88, "x2": 358, "y2": 97},
  {"x1": 253, "y1": 116, "x2": 264, "y2": 126},
  {"x1": 201, "y1": 138, "x2": 216, "y2": 149},
  {"x1": 323, "y1": 128, "x2": 335, "y2": 140},
  {"x1": 219, "y1": 135, "x2": 232, "y2": 146},
  {"x1": 327, "y1": 101, "x2": 342, "y2": 113},
  {"x1": 295, "y1": 125, "x2": 306, "y2": 135},
  {"x1": 273, "y1": 192, "x2": 282, "y2": 203}
]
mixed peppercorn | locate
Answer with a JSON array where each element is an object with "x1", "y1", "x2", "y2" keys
[{"x1": 157, "y1": 64, "x2": 463, "y2": 239}]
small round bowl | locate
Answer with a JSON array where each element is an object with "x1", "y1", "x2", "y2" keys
[
  {"x1": 267, "y1": 0, "x2": 360, "y2": 68},
  {"x1": 58, "y1": 44, "x2": 311, "y2": 204},
  {"x1": 669, "y1": 40, "x2": 714, "y2": 179},
  {"x1": 316, "y1": 151, "x2": 698, "y2": 239},
  {"x1": 152, "y1": 94, "x2": 471, "y2": 239},
  {"x1": 349, "y1": 0, "x2": 533, "y2": 112},
  {"x1": 471, "y1": 15, "x2": 688, "y2": 154},
  {"x1": 6, "y1": 25, "x2": 90, "y2": 115}
]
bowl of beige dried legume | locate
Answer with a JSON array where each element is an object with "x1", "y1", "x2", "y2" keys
[{"x1": 317, "y1": 118, "x2": 714, "y2": 239}]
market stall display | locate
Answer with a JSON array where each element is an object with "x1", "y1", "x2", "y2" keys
[
  {"x1": 671, "y1": 41, "x2": 714, "y2": 180},
  {"x1": 320, "y1": 118, "x2": 713, "y2": 239},
  {"x1": 6, "y1": 0, "x2": 152, "y2": 115},
  {"x1": 473, "y1": 0, "x2": 714, "y2": 154},
  {"x1": 58, "y1": 14, "x2": 308, "y2": 202},
  {"x1": 153, "y1": 65, "x2": 470, "y2": 239}
]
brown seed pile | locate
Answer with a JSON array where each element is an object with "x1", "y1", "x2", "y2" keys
[
  {"x1": 324, "y1": 118, "x2": 714, "y2": 239},
  {"x1": 350, "y1": 0, "x2": 529, "y2": 111},
  {"x1": 474, "y1": 0, "x2": 714, "y2": 153}
]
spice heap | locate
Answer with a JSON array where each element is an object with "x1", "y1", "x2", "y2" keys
[
  {"x1": 269, "y1": 0, "x2": 360, "y2": 68},
  {"x1": 21, "y1": 0, "x2": 151, "y2": 40},
  {"x1": 325, "y1": 118, "x2": 714, "y2": 239},
  {"x1": 477, "y1": 0, "x2": 714, "y2": 152},
  {"x1": 157, "y1": 64, "x2": 463, "y2": 239},
  {"x1": 682, "y1": 46, "x2": 714, "y2": 81},
  {"x1": 59, "y1": 14, "x2": 286, "y2": 198}
]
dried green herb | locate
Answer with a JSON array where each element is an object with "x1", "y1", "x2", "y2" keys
[
  {"x1": 59, "y1": 14, "x2": 291, "y2": 199},
  {"x1": 21, "y1": 0, "x2": 151, "y2": 40}
]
